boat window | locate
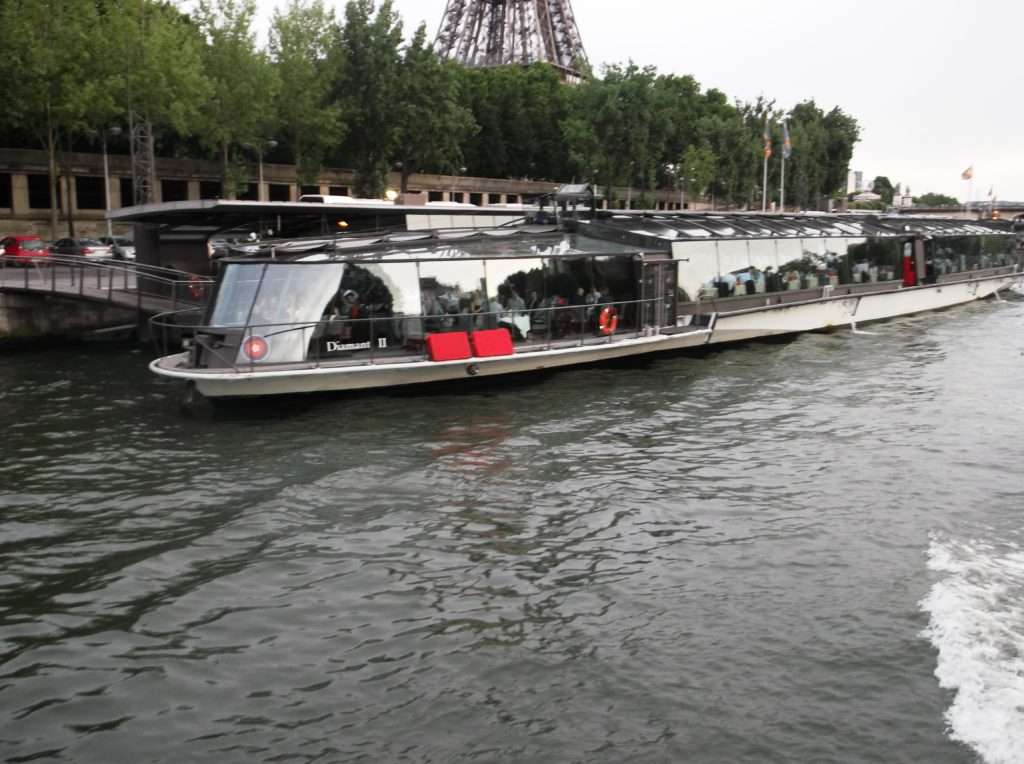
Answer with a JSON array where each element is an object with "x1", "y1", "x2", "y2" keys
[
  {"x1": 485, "y1": 258, "x2": 546, "y2": 341},
  {"x1": 847, "y1": 238, "x2": 901, "y2": 283},
  {"x1": 419, "y1": 260, "x2": 486, "y2": 335},
  {"x1": 593, "y1": 255, "x2": 639, "y2": 332},
  {"x1": 539, "y1": 257, "x2": 601, "y2": 340},
  {"x1": 774, "y1": 238, "x2": 807, "y2": 291},
  {"x1": 702, "y1": 240, "x2": 755, "y2": 297},
  {"x1": 211, "y1": 263, "x2": 348, "y2": 365},
  {"x1": 929, "y1": 235, "x2": 1012, "y2": 276},
  {"x1": 210, "y1": 264, "x2": 266, "y2": 327},
  {"x1": 311, "y1": 262, "x2": 422, "y2": 361},
  {"x1": 674, "y1": 240, "x2": 718, "y2": 303}
]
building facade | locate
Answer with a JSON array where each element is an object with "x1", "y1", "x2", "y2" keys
[{"x1": 0, "y1": 148, "x2": 694, "y2": 239}]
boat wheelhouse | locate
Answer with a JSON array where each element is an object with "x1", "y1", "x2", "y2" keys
[{"x1": 150, "y1": 212, "x2": 1022, "y2": 399}]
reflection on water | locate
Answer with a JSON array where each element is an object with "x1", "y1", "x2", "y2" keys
[{"x1": 1, "y1": 299, "x2": 1022, "y2": 763}]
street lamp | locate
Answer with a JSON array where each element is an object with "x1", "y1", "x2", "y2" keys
[{"x1": 99, "y1": 126, "x2": 122, "y2": 239}]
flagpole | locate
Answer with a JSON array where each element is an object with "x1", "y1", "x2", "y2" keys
[
  {"x1": 762, "y1": 154, "x2": 769, "y2": 213},
  {"x1": 780, "y1": 157, "x2": 786, "y2": 214}
]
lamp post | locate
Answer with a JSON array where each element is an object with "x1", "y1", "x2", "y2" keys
[
  {"x1": 259, "y1": 140, "x2": 277, "y2": 202},
  {"x1": 100, "y1": 126, "x2": 122, "y2": 240},
  {"x1": 246, "y1": 140, "x2": 278, "y2": 202}
]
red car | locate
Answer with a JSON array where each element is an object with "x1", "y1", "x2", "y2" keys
[{"x1": 0, "y1": 235, "x2": 51, "y2": 264}]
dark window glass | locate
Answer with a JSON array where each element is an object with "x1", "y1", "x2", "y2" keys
[
  {"x1": 75, "y1": 176, "x2": 106, "y2": 210},
  {"x1": 300, "y1": 185, "x2": 320, "y2": 197},
  {"x1": 199, "y1": 180, "x2": 222, "y2": 199},
  {"x1": 119, "y1": 177, "x2": 134, "y2": 206},
  {"x1": 268, "y1": 184, "x2": 291, "y2": 202},
  {"x1": 428, "y1": 190, "x2": 444, "y2": 202},
  {"x1": 0, "y1": 173, "x2": 11, "y2": 208},
  {"x1": 238, "y1": 182, "x2": 259, "y2": 201},
  {"x1": 506, "y1": 194, "x2": 519, "y2": 204},
  {"x1": 451, "y1": 192, "x2": 464, "y2": 203},
  {"x1": 419, "y1": 260, "x2": 486, "y2": 334},
  {"x1": 483, "y1": 258, "x2": 546, "y2": 340},
  {"x1": 28, "y1": 174, "x2": 57, "y2": 209},
  {"x1": 846, "y1": 238, "x2": 901, "y2": 283},
  {"x1": 315, "y1": 263, "x2": 422, "y2": 359},
  {"x1": 161, "y1": 179, "x2": 188, "y2": 203},
  {"x1": 488, "y1": 193, "x2": 502, "y2": 205},
  {"x1": 469, "y1": 192, "x2": 482, "y2": 206},
  {"x1": 328, "y1": 186, "x2": 348, "y2": 197}
]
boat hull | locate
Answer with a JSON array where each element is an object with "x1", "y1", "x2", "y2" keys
[{"x1": 151, "y1": 274, "x2": 1021, "y2": 399}]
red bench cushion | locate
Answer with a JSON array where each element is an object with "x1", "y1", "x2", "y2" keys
[
  {"x1": 426, "y1": 332, "x2": 472, "y2": 362},
  {"x1": 470, "y1": 329, "x2": 514, "y2": 358}
]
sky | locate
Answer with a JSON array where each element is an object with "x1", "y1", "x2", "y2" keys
[{"x1": 248, "y1": 0, "x2": 1024, "y2": 201}]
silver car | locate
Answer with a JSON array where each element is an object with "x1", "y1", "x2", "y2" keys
[{"x1": 99, "y1": 236, "x2": 136, "y2": 260}]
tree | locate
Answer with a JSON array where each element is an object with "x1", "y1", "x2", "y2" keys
[
  {"x1": 914, "y1": 192, "x2": 959, "y2": 207},
  {"x1": 334, "y1": 0, "x2": 403, "y2": 198},
  {"x1": 270, "y1": 0, "x2": 344, "y2": 185},
  {"x1": 680, "y1": 143, "x2": 716, "y2": 204},
  {"x1": 104, "y1": 0, "x2": 210, "y2": 203},
  {"x1": 872, "y1": 176, "x2": 895, "y2": 205},
  {"x1": 0, "y1": 0, "x2": 111, "y2": 235},
  {"x1": 196, "y1": 0, "x2": 279, "y2": 197},
  {"x1": 392, "y1": 25, "x2": 476, "y2": 194}
]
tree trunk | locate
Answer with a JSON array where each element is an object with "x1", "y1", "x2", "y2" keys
[
  {"x1": 46, "y1": 126, "x2": 59, "y2": 240},
  {"x1": 63, "y1": 134, "x2": 75, "y2": 238},
  {"x1": 222, "y1": 142, "x2": 234, "y2": 200},
  {"x1": 400, "y1": 167, "x2": 411, "y2": 195}
]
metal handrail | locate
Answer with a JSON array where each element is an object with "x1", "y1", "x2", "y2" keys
[
  {"x1": 0, "y1": 254, "x2": 216, "y2": 311},
  {"x1": 150, "y1": 296, "x2": 674, "y2": 373}
]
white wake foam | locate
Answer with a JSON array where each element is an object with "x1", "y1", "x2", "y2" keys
[{"x1": 921, "y1": 533, "x2": 1024, "y2": 764}]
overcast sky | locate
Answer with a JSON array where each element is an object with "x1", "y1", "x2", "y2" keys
[{"x1": 250, "y1": 0, "x2": 1024, "y2": 201}]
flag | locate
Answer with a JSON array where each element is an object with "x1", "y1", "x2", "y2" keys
[
  {"x1": 961, "y1": 166, "x2": 973, "y2": 180},
  {"x1": 782, "y1": 121, "x2": 792, "y2": 160},
  {"x1": 763, "y1": 120, "x2": 772, "y2": 160}
]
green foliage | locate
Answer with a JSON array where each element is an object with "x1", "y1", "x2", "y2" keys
[
  {"x1": 914, "y1": 192, "x2": 959, "y2": 207},
  {"x1": 333, "y1": 0, "x2": 403, "y2": 198},
  {"x1": 680, "y1": 144, "x2": 716, "y2": 201},
  {"x1": 104, "y1": 0, "x2": 210, "y2": 135},
  {"x1": 270, "y1": 0, "x2": 345, "y2": 184},
  {"x1": 393, "y1": 26, "x2": 476, "y2": 191},
  {"x1": 196, "y1": 0, "x2": 279, "y2": 196},
  {"x1": 872, "y1": 176, "x2": 895, "y2": 205}
]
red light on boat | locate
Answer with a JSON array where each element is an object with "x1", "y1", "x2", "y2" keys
[{"x1": 242, "y1": 336, "x2": 269, "y2": 361}]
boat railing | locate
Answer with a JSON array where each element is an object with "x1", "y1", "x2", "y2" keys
[
  {"x1": 0, "y1": 254, "x2": 216, "y2": 311},
  {"x1": 150, "y1": 296, "x2": 681, "y2": 373}
]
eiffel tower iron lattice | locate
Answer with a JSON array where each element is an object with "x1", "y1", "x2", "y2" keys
[{"x1": 435, "y1": 0, "x2": 587, "y2": 81}]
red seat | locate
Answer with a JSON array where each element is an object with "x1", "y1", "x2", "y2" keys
[
  {"x1": 470, "y1": 329, "x2": 514, "y2": 358},
  {"x1": 426, "y1": 332, "x2": 472, "y2": 362}
]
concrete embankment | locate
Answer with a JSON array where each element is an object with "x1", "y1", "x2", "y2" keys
[{"x1": 0, "y1": 291, "x2": 142, "y2": 348}]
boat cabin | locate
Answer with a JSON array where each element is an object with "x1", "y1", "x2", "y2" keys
[{"x1": 165, "y1": 213, "x2": 1019, "y2": 373}]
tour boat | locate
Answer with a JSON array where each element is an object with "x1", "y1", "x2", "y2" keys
[{"x1": 150, "y1": 209, "x2": 1022, "y2": 399}]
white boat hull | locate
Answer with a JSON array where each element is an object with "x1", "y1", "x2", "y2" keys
[{"x1": 151, "y1": 273, "x2": 1021, "y2": 398}]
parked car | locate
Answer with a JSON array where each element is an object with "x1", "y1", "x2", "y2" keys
[
  {"x1": 99, "y1": 236, "x2": 136, "y2": 260},
  {"x1": 52, "y1": 237, "x2": 113, "y2": 258},
  {"x1": 0, "y1": 235, "x2": 51, "y2": 264}
]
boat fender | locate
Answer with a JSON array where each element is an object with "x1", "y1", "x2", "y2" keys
[{"x1": 598, "y1": 307, "x2": 619, "y2": 336}]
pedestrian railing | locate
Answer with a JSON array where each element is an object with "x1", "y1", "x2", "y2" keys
[{"x1": 0, "y1": 254, "x2": 216, "y2": 313}]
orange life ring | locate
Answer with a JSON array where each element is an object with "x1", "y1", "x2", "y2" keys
[
  {"x1": 188, "y1": 275, "x2": 204, "y2": 301},
  {"x1": 598, "y1": 306, "x2": 618, "y2": 335}
]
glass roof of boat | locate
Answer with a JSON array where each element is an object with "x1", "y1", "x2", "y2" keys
[
  {"x1": 227, "y1": 226, "x2": 662, "y2": 263},
  {"x1": 592, "y1": 213, "x2": 1014, "y2": 240}
]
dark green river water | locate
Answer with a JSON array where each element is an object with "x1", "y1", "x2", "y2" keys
[{"x1": 2, "y1": 296, "x2": 1023, "y2": 763}]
